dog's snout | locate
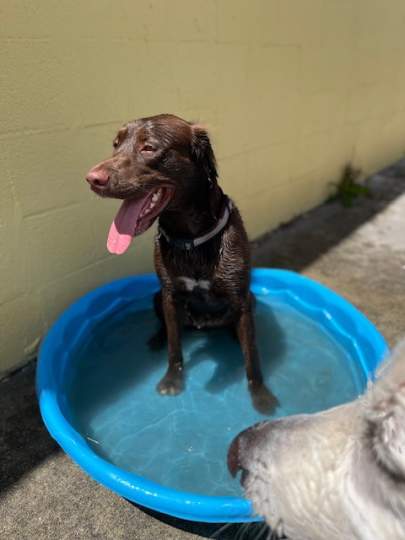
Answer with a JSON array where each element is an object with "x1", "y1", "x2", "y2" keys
[
  {"x1": 86, "y1": 167, "x2": 110, "y2": 188},
  {"x1": 228, "y1": 431, "x2": 243, "y2": 478},
  {"x1": 228, "y1": 421, "x2": 270, "y2": 480}
]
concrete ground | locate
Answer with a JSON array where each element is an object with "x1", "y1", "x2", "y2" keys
[{"x1": 2, "y1": 160, "x2": 405, "y2": 540}]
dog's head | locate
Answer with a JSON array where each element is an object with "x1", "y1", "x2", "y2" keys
[
  {"x1": 85, "y1": 114, "x2": 218, "y2": 254},
  {"x1": 363, "y1": 340, "x2": 405, "y2": 480},
  {"x1": 228, "y1": 341, "x2": 405, "y2": 538}
]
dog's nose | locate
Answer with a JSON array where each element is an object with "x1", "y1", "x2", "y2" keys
[
  {"x1": 86, "y1": 167, "x2": 110, "y2": 187},
  {"x1": 228, "y1": 431, "x2": 245, "y2": 478},
  {"x1": 228, "y1": 421, "x2": 270, "y2": 479}
]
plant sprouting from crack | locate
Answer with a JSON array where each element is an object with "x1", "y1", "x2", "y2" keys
[{"x1": 329, "y1": 164, "x2": 370, "y2": 207}]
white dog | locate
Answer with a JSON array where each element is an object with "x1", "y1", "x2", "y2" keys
[{"x1": 228, "y1": 341, "x2": 405, "y2": 540}]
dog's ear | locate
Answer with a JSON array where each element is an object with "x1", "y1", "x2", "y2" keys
[
  {"x1": 190, "y1": 124, "x2": 218, "y2": 186},
  {"x1": 364, "y1": 340, "x2": 405, "y2": 478}
]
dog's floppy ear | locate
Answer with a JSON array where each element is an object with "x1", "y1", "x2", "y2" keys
[
  {"x1": 364, "y1": 340, "x2": 405, "y2": 478},
  {"x1": 190, "y1": 124, "x2": 218, "y2": 186}
]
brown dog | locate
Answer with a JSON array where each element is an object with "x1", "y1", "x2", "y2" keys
[{"x1": 85, "y1": 114, "x2": 275, "y2": 413}]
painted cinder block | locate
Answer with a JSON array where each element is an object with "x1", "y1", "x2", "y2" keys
[
  {"x1": 246, "y1": 143, "x2": 292, "y2": 195},
  {"x1": 5, "y1": 130, "x2": 85, "y2": 217},
  {"x1": 0, "y1": 40, "x2": 81, "y2": 133},
  {"x1": 0, "y1": 293, "x2": 43, "y2": 376},
  {"x1": 220, "y1": 153, "x2": 249, "y2": 197},
  {"x1": 0, "y1": 179, "x2": 26, "y2": 305},
  {"x1": 23, "y1": 204, "x2": 98, "y2": 289}
]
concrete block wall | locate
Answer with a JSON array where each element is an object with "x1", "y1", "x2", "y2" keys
[{"x1": 1, "y1": 0, "x2": 405, "y2": 376}]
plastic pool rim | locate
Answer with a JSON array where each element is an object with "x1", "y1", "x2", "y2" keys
[{"x1": 36, "y1": 268, "x2": 388, "y2": 523}]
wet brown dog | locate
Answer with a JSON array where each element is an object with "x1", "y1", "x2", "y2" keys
[{"x1": 85, "y1": 114, "x2": 275, "y2": 413}]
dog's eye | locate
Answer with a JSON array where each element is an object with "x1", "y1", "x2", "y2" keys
[
  {"x1": 140, "y1": 144, "x2": 156, "y2": 153},
  {"x1": 113, "y1": 139, "x2": 120, "y2": 149}
]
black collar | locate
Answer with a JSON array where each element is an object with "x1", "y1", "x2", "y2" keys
[{"x1": 158, "y1": 196, "x2": 233, "y2": 250}]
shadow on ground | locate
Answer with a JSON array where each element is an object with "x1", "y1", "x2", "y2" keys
[
  {"x1": 137, "y1": 504, "x2": 269, "y2": 539},
  {"x1": 0, "y1": 362, "x2": 60, "y2": 493}
]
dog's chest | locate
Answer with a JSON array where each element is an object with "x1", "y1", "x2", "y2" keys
[
  {"x1": 174, "y1": 275, "x2": 229, "y2": 317},
  {"x1": 176, "y1": 276, "x2": 211, "y2": 292}
]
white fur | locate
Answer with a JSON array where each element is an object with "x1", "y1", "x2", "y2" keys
[
  {"x1": 177, "y1": 276, "x2": 210, "y2": 291},
  {"x1": 242, "y1": 341, "x2": 405, "y2": 540}
]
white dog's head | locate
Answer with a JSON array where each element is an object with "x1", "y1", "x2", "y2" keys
[
  {"x1": 363, "y1": 340, "x2": 405, "y2": 480},
  {"x1": 228, "y1": 341, "x2": 405, "y2": 540}
]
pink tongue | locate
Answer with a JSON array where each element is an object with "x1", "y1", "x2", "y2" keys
[{"x1": 107, "y1": 198, "x2": 145, "y2": 255}]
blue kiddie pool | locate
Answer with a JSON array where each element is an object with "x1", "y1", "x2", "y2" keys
[{"x1": 37, "y1": 269, "x2": 388, "y2": 523}]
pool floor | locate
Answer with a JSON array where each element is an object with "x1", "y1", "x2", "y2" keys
[{"x1": 66, "y1": 293, "x2": 365, "y2": 497}]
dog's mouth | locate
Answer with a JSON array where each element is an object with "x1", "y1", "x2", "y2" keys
[{"x1": 107, "y1": 186, "x2": 174, "y2": 255}]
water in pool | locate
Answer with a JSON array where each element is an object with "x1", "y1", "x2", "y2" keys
[{"x1": 67, "y1": 292, "x2": 365, "y2": 497}]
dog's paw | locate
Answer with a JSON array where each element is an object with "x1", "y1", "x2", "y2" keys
[
  {"x1": 157, "y1": 369, "x2": 184, "y2": 396},
  {"x1": 250, "y1": 383, "x2": 278, "y2": 415}
]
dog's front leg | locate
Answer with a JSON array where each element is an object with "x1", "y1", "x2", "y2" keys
[
  {"x1": 236, "y1": 298, "x2": 278, "y2": 414},
  {"x1": 156, "y1": 289, "x2": 184, "y2": 396}
]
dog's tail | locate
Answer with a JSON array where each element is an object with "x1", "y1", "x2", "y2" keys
[{"x1": 363, "y1": 339, "x2": 405, "y2": 478}]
